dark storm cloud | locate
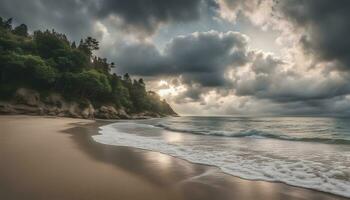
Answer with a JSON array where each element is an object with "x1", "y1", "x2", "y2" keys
[
  {"x1": 115, "y1": 31, "x2": 249, "y2": 87},
  {"x1": 113, "y1": 42, "x2": 167, "y2": 76},
  {"x1": 0, "y1": 0, "x2": 208, "y2": 37},
  {"x1": 278, "y1": 0, "x2": 350, "y2": 70},
  {"x1": 0, "y1": 0, "x2": 93, "y2": 41},
  {"x1": 166, "y1": 31, "x2": 247, "y2": 73},
  {"x1": 96, "y1": 0, "x2": 204, "y2": 34}
]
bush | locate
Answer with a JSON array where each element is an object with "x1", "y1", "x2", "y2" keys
[
  {"x1": 57, "y1": 70, "x2": 111, "y2": 101},
  {"x1": 0, "y1": 53, "x2": 56, "y2": 88},
  {"x1": 34, "y1": 30, "x2": 70, "y2": 59}
]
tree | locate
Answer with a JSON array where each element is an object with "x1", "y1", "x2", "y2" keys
[
  {"x1": 27, "y1": 57, "x2": 57, "y2": 86},
  {"x1": 110, "y1": 62, "x2": 115, "y2": 69},
  {"x1": 58, "y1": 70, "x2": 111, "y2": 100},
  {"x1": 85, "y1": 37, "x2": 99, "y2": 51},
  {"x1": 123, "y1": 73, "x2": 131, "y2": 83},
  {"x1": 138, "y1": 78, "x2": 145, "y2": 85},
  {"x1": 34, "y1": 30, "x2": 70, "y2": 59},
  {"x1": 48, "y1": 48, "x2": 89, "y2": 72},
  {"x1": 79, "y1": 36, "x2": 99, "y2": 56},
  {"x1": 92, "y1": 56, "x2": 111, "y2": 73},
  {"x1": 71, "y1": 41, "x2": 76, "y2": 49},
  {"x1": 0, "y1": 17, "x2": 12, "y2": 30},
  {"x1": 129, "y1": 79, "x2": 150, "y2": 112},
  {"x1": 0, "y1": 53, "x2": 56, "y2": 88},
  {"x1": 110, "y1": 74, "x2": 132, "y2": 108},
  {"x1": 13, "y1": 24, "x2": 28, "y2": 37}
]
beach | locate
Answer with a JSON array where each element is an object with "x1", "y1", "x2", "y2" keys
[{"x1": 0, "y1": 115, "x2": 348, "y2": 200}]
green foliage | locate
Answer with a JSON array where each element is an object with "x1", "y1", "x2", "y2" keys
[
  {"x1": 49, "y1": 48, "x2": 89, "y2": 72},
  {"x1": 34, "y1": 30, "x2": 70, "y2": 59},
  {"x1": 57, "y1": 70, "x2": 111, "y2": 101},
  {"x1": 129, "y1": 79, "x2": 149, "y2": 112},
  {"x1": 78, "y1": 36, "x2": 99, "y2": 57},
  {"x1": 110, "y1": 74, "x2": 132, "y2": 108},
  {"x1": 13, "y1": 24, "x2": 28, "y2": 37},
  {"x1": 0, "y1": 17, "x2": 13, "y2": 30},
  {"x1": 78, "y1": 70, "x2": 111, "y2": 98},
  {"x1": 0, "y1": 52, "x2": 56, "y2": 88},
  {"x1": 0, "y1": 27, "x2": 34, "y2": 53},
  {"x1": 0, "y1": 17, "x2": 176, "y2": 116}
]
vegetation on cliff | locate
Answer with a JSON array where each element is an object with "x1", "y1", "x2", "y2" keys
[{"x1": 0, "y1": 17, "x2": 177, "y2": 117}]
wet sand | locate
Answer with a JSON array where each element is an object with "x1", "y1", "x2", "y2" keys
[{"x1": 0, "y1": 115, "x2": 348, "y2": 200}]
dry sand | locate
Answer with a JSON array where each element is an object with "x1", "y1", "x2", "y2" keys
[{"x1": 0, "y1": 115, "x2": 348, "y2": 200}]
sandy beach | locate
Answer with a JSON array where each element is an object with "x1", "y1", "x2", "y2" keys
[{"x1": 0, "y1": 115, "x2": 348, "y2": 200}]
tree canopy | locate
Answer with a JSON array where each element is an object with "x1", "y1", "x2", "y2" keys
[{"x1": 0, "y1": 17, "x2": 176, "y2": 115}]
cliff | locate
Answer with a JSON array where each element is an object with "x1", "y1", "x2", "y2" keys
[{"x1": 0, "y1": 88, "x2": 178, "y2": 119}]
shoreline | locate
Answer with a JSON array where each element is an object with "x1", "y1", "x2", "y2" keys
[
  {"x1": 95, "y1": 121, "x2": 350, "y2": 199},
  {"x1": 0, "y1": 115, "x2": 348, "y2": 200}
]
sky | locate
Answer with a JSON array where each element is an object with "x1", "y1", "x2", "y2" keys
[{"x1": 1, "y1": 0, "x2": 350, "y2": 116}]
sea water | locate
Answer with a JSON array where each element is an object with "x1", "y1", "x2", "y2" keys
[{"x1": 93, "y1": 116, "x2": 350, "y2": 197}]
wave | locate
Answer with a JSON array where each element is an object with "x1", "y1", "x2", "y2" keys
[
  {"x1": 93, "y1": 122, "x2": 350, "y2": 198},
  {"x1": 155, "y1": 124, "x2": 350, "y2": 145}
]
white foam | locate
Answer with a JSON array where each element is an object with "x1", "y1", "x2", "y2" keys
[{"x1": 93, "y1": 122, "x2": 350, "y2": 198}]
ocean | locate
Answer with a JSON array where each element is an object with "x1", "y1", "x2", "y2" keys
[{"x1": 93, "y1": 116, "x2": 350, "y2": 197}]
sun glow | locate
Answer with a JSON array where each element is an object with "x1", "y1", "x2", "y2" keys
[
  {"x1": 157, "y1": 80, "x2": 187, "y2": 97},
  {"x1": 158, "y1": 87, "x2": 176, "y2": 97},
  {"x1": 158, "y1": 80, "x2": 168, "y2": 86}
]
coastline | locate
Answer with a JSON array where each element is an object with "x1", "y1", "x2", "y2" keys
[
  {"x1": 0, "y1": 115, "x2": 348, "y2": 200},
  {"x1": 0, "y1": 88, "x2": 178, "y2": 120}
]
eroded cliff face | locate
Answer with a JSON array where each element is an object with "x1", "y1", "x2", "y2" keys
[{"x1": 0, "y1": 88, "x2": 177, "y2": 119}]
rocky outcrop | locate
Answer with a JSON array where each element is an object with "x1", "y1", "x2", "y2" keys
[
  {"x1": 0, "y1": 88, "x2": 96, "y2": 119},
  {"x1": 130, "y1": 111, "x2": 161, "y2": 119},
  {"x1": 0, "y1": 88, "x2": 175, "y2": 119},
  {"x1": 95, "y1": 106, "x2": 119, "y2": 119},
  {"x1": 14, "y1": 88, "x2": 40, "y2": 106}
]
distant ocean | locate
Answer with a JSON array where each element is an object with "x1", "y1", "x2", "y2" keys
[{"x1": 93, "y1": 116, "x2": 350, "y2": 197}]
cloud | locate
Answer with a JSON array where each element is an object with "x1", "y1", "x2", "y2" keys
[
  {"x1": 216, "y1": 0, "x2": 275, "y2": 27},
  {"x1": 0, "y1": 0, "x2": 94, "y2": 41},
  {"x1": 115, "y1": 30, "x2": 249, "y2": 87},
  {"x1": 277, "y1": 0, "x2": 350, "y2": 70},
  {"x1": 151, "y1": 47, "x2": 350, "y2": 116},
  {"x1": 0, "y1": 0, "x2": 208, "y2": 38},
  {"x1": 96, "y1": 0, "x2": 204, "y2": 34},
  {"x1": 114, "y1": 27, "x2": 350, "y2": 116},
  {"x1": 234, "y1": 52, "x2": 350, "y2": 102},
  {"x1": 113, "y1": 42, "x2": 167, "y2": 75}
]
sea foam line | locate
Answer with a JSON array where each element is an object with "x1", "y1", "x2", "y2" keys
[{"x1": 155, "y1": 123, "x2": 350, "y2": 144}]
